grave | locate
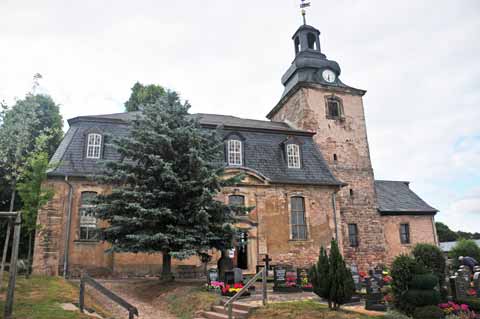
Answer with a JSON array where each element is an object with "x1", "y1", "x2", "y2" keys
[
  {"x1": 224, "y1": 270, "x2": 235, "y2": 285},
  {"x1": 273, "y1": 265, "x2": 302, "y2": 293},
  {"x1": 365, "y1": 273, "x2": 387, "y2": 311},
  {"x1": 473, "y1": 271, "x2": 480, "y2": 296},
  {"x1": 207, "y1": 268, "x2": 219, "y2": 284},
  {"x1": 450, "y1": 274, "x2": 468, "y2": 300},
  {"x1": 296, "y1": 268, "x2": 313, "y2": 291},
  {"x1": 233, "y1": 268, "x2": 243, "y2": 284}
]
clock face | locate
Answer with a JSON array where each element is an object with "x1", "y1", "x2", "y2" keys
[{"x1": 322, "y1": 69, "x2": 336, "y2": 83}]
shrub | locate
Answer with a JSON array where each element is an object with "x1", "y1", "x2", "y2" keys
[
  {"x1": 412, "y1": 243, "x2": 446, "y2": 298},
  {"x1": 404, "y1": 289, "x2": 441, "y2": 307},
  {"x1": 310, "y1": 240, "x2": 354, "y2": 310},
  {"x1": 391, "y1": 254, "x2": 418, "y2": 313},
  {"x1": 384, "y1": 310, "x2": 413, "y2": 319},
  {"x1": 449, "y1": 239, "x2": 480, "y2": 268},
  {"x1": 410, "y1": 273, "x2": 439, "y2": 290},
  {"x1": 413, "y1": 305, "x2": 445, "y2": 319}
]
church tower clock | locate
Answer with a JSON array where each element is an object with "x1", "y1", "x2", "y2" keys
[{"x1": 267, "y1": 22, "x2": 388, "y2": 268}]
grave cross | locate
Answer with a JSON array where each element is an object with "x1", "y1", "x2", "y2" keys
[{"x1": 263, "y1": 254, "x2": 272, "y2": 271}]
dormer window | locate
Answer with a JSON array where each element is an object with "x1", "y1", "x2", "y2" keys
[
  {"x1": 287, "y1": 144, "x2": 301, "y2": 168},
  {"x1": 86, "y1": 133, "x2": 102, "y2": 159},
  {"x1": 227, "y1": 139, "x2": 242, "y2": 166},
  {"x1": 326, "y1": 97, "x2": 344, "y2": 120}
]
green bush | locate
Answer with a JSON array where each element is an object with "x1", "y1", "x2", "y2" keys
[
  {"x1": 449, "y1": 239, "x2": 480, "y2": 268},
  {"x1": 412, "y1": 243, "x2": 446, "y2": 299},
  {"x1": 413, "y1": 305, "x2": 444, "y2": 319},
  {"x1": 391, "y1": 254, "x2": 418, "y2": 313},
  {"x1": 384, "y1": 310, "x2": 412, "y2": 319},
  {"x1": 410, "y1": 274, "x2": 438, "y2": 290},
  {"x1": 405, "y1": 289, "x2": 441, "y2": 307},
  {"x1": 456, "y1": 297, "x2": 480, "y2": 312}
]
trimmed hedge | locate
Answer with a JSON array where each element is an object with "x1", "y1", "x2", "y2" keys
[
  {"x1": 410, "y1": 274, "x2": 438, "y2": 290},
  {"x1": 405, "y1": 289, "x2": 441, "y2": 307},
  {"x1": 413, "y1": 305, "x2": 445, "y2": 319}
]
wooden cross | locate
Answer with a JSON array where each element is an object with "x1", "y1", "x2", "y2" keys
[{"x1": 263, "y1": 254, "x2": 272, "y2": 270}]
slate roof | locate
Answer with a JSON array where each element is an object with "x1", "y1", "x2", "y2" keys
[
  {"x1": 50, "y1": 112, "x2": 342, "y2": 186},
  {"x1": 374, "y1": 180, "x2": 438, "y2": 215}
]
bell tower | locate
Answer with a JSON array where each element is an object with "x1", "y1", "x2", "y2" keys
[{"x1": 267, "y1": 21, "x2": 388, "y2": 269}]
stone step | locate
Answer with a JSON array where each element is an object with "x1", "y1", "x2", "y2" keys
[
  {"x1": 220, "y1": 300, "x2": 257, "y2": 312},
  {"x1": 202, "y1": 311, "x2": 231, "y2": 319},
  {"x1": 212, "y1": 305, "x2": 249, "y2": 318}
]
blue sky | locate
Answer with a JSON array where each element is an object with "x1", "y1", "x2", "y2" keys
[{"x1": 1, "y1": 0, "x2": 479, "y2": 232}]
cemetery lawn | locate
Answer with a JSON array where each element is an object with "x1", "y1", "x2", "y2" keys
[
  {"x1": 250, "y1": 300, "x2": 381, "y2": 319},
  {"x1": 166, "y1": 285, "x2": 222, "y2": 319},
  {"x1": 0, "y1": 274, "x2": 110, "y2": 319}
]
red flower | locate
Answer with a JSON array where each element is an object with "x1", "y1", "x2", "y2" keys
[
  {"x1": 222, "y1": 285, "x2": 230, "y2": 294},
  {"x1": 233, "y1": 283, "x2": 244, "y2": 289}
]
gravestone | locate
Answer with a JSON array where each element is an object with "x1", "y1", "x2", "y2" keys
[
  {"x1": 233, "y1": 268, "x2": 243, "y2": 284},
  {"x1": 207, "y1": 268, "x2": 219, "y2": 284},
  {"x1": 351, "y1": 264, "x2": 362, "y2": 292},
  {"x1": 473, "y1": 271, "x2": 480, "y2": 295},
  {"x1": 459, "y1": 266, "x2": 472, "y2": 282},
  {"x1": 273, "y1": 265, "x2": 301, "y2": 292},
  {"x1": 451, "y1": 274, "x2": 468, "y2": 300},
  {"x1": 365, "y1": 274, "x2": 387, "y2": 311},
  {"x1": 224, "y1": 270, "x2": 235, "y2": 285}
]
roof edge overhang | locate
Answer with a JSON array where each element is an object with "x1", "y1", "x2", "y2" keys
[
  {"x1": 200, "y1": 123, "x2": 315, "y2": 136},
  {"x1": 267, "y1": 82, "x2": 367, "y2": 119},
  {"x1": 378, "y1": 209, "x2": 438, "y2": 216},
  {"x1": 68, "y1": 116, "x2": 129, "y2": 126},
  {"x1": 270, "y1": 179, "x2": 345, "y2": 187}
]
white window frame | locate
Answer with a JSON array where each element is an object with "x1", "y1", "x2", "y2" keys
[
  {"x1": 79, "y1": 192, "x2": 98, "y2": 241},
  {"x1": 86, "y1": 133, "x2": 102, "y2": 159},
  {"x1": 287, "y1": 144, "x2": 301, "y2": 168},
  {"x1": 290, "y1": 196, "x2": 308, "y2": 240},
  {"x1": 227, "y1": 139, "x2": 242, "y2": 166}
]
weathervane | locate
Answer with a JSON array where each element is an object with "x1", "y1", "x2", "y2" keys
[{"x1": 300, "y1": 0, "x2": 311, "y2": 25}]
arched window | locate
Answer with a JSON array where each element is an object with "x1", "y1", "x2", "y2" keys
[
  {"x1": 286, "y1": 144, "x2": 301, "y2": 168},
  {"x1": 229, "y1": 195, "x2": 246, "y2": 216},
  {"x1": 294, "y1": 36, "x2": 300, "y2": 54},
  {"x1": 326, "y1": 97, "x2": 344, "y2": 120},
  {"x1": 86, "y1": 133, "x2": 102, "y2": 159},
  {"x1": 291, "y1": 196, "x2": 307, "y2": 240},
  {"x1": 307, "y1": 33, "x2": 316, "y2": 50},
  {"x1": 227, "y1": 139, "x2": 242, "y2": 166},
  {"x1": 79, "y1": 192, "x2": 99, "y2": 241}
]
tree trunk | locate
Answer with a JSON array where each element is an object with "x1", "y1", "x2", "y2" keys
[
  {"x1": 161, "y1": 252, "x2": 174, "y2": 282},
  {"x1": 0, "y1": 222, "x2": 11, "y2": 289},
  {"x1": 26, "y1": 232, "x2": 32, "y2": 279}
]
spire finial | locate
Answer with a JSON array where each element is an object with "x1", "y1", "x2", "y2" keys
[{"x1": 300, "y1": 0, "x2": 311, "y2": 25}]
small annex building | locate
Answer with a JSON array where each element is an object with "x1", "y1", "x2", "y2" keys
[{"x1": 33, "y1": 20, "x2": 439, "y2": 277}]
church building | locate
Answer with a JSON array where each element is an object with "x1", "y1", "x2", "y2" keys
[{"x1": 32, "y1": 20, "x2": 439, "y2": 277}]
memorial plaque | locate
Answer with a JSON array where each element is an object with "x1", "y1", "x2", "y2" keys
[
  {"x1": 273, "y1": 265, "x2": 301, "y2": 292},
  {"x1": 274, "y1": 265, "x2": 286, "y2": 287},
  {"x1": 207, "y1": 268, "x2": 219, "y2": 284}
]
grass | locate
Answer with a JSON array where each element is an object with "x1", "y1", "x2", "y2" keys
[
  {"x1": 250, "y1": 300, "x2": 380, "y2": 319},
  {"x1": 165, "y1": 285, "x2": 221, "y2": 319},
  {"x1": 0, "y1": 273, "x2": 111, "y2": 319}
]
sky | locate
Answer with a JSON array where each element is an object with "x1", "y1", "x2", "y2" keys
[{"x1": 1, "y1": 0, "x2": 479, "y2": 232}]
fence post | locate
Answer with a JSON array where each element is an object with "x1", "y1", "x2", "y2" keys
[
  {"x1": 79, "y1": 275, "x2": 85, "y2": 313},
  {"x1": 4, "y1": 213, "x2": 21, "y2": 319},
  {"x1": 262, "y1": 266, "x2": 267, "y2": 306}
]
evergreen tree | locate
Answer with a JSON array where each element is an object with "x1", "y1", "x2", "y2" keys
[
  {"x1": 328, "y1": 239, "x2": 354, "y2": 310},
  {"x1": 310, "y1": 246, "x2": 331, "y2": 307},
  {"x1": 124, "y1": 82, "x2": 166, "y2": 112},
  {"x1": 96, "y1": 91, "x2": 236, "y2": 280}
]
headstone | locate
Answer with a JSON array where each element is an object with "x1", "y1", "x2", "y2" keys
[
  {"x1": 273, "y1": 265, "x2": 301, "y2": 292},
  {"x1": 459, "y1": 265, "x2": 472, "y2": 282},
  {"x1": 351, "y1": 264, "x2": 362, "y2": 292},
  {"x1": 273, "y1": 265, "x2": 287, "y2": 288},
  {"x1": 452, "y1": 274, "x2": 468, "y2": 300},
  {"x1": 365, "y1": 274, "x2": 387, "y2": 311},
  {"x1": 233, "y1": 268, "x2": 243, "y2": 284},
  {"x1": 224, "y1": 270, "x2": 235, "y2": 285},
  {"x1": 207, "y1": 268, "x2": 219, "y2": 284},
  {"x1": 217, "y1": 250, "x2": 234, "y2": 283},
  {"x1": 473, "y1": 272, "x2": 480, "y2": 295}
]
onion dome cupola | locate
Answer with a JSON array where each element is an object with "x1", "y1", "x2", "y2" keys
[{"x1": 280, "y1": 23, "x2": 356, "y2": 98}]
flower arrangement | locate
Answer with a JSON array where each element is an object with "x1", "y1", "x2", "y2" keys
[
  {"x1": 285, "y1": 276, "x2": 297, "y2": 287},
  {"x1": 439, "y1": 301, "x2": 476, "y2": 318},
  {"x1": 222, "y1": 283, "x2": 248, "y2": 296},
  {"x1": 205, "y1": 280, "x2": 225, "y2": 291},
  {"x1": 467, "y1": 288, "x2": 477, "y2": 297}
]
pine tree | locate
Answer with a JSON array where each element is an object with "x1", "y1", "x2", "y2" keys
[
  {"x1": 95, "y1": 91, "x2": 236, "y2": 280},
  {"x1": 328, "y1": 239, "x2": 354, "y2": 310},
  {"x1": 310, "y1": 246, "x2": 331, "y2": 307}
]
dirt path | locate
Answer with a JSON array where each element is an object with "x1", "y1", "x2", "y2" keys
[{"x1": 85, "y1": 279, "x2": 178, "y2": 319}]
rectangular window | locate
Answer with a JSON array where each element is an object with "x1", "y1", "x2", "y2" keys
[
  {"x1": 227, "y1": 140, "x2": 242, "y2": 166},
  {"x1": 287, "y1": 144, "x2": 301, "y2": 168},
  {"x1": 79, "y1": 192, "x2": 99, "y2": 241},
  {"x1": 348, "y1": 223, "x2": 359, "y2": 247},
  {"x1": 400, "y1": 223, "x2": 410, "y2": 244},
  {"x1": 86, "y1": 133, "x2": 102, "y2": 159},
  {"x1": 327, "y1": 99, "x2": 342, "y2": 119},
  {"x1": 291, "y1": 197, "x2": 307, "y2": 240}
]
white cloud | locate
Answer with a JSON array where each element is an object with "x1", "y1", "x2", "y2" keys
[{"x1": 1, "y1": 0, "x2": 479, "y2": 232}]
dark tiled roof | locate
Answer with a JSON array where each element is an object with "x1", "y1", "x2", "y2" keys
[
  {"x1": 50, "y1": 112, "x2": 341, "y2": 186},
  {"x1": 374, "y1": 180, "x2": 438, "y2": 215}
]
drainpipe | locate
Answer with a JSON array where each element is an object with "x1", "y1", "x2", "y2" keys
[
  {"x1": 63, "y1": 175, "x2": 74, "y2": 278},
  {"x1": 332, "y1": 192, "x2": 339, "y2": 241}
]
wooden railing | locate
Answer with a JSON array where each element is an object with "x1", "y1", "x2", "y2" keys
[
  {"x1": 224, "y1": 267, "x2": 267, "y2": 319},
  {"x1": 80, "y1": 273, "x2": 139, "y2": 319}
]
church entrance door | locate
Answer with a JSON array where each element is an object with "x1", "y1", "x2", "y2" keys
[{"x1": 235, "y1": 230, "x2": 248, "y2": 270}]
